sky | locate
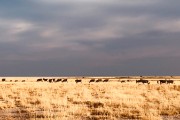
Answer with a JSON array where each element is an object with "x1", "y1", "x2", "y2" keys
[{"x1": 0, "y1": 0, "x2": 180, "y2": 76}]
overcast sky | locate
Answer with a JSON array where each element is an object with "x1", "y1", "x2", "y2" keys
[{"x1": 0, "y1": 0, "x2": 180, "y2": 76}]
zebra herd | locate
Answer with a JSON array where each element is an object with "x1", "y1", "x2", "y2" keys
[
  {"x1": 136, "y1": 79, "x2": 174, "y2": 84},
  {"x1": 36, "y1": 78, "x2": 68, "y2": 83},
  {"x1": 36, "y1": 78, "x2": 109, "y2": 83},
  {"x1": 0, "y1": 78, "x2": 175, "y2": 84},
  {"x1": 157, "y1": 80, "x2": 174, "y2": 84},
  {"x1": 1, "y1": 78, "x2": 26, "y2": 82},
  {"x1": 88, "y1": 79, "x2": 109, "y2": 83},
  {"x1": 36, "y1": 78, "x2": 175, "y2": 84}
]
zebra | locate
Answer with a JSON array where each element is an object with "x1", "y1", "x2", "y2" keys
[
  {"x1": 2, "y1": 78, "x2": 6, "y2": 82},
  {"x1": 89, "y1": 79, "x2": 95, "y2": 83},
  {"x1": 75, "y1": 79, "x2": 82, "y2": 83},
  {"x1": 37, "y1": 79, "x2": 43, "y2": 82},
  {"x1": 62, "y1": 79, "x2": 68, "y2": 82},
  {"x1": 157, "y1": 80, "x2": 166, "y2": 84},
  {"x1": 56, "y1": 79, "x2": 62, "y2": 82},
  {"x1": 96, "y1": 79, "x2": 102, "y2": 82},
  {"x1": 167, "y1": 80, "x2": 174, "y2": 84},
  {"x1": 103, "y1": 79, "x2": 109, "y2": 82},
  {"x1": 136, "y1": 80, "x2": 150, "y2": 84}
]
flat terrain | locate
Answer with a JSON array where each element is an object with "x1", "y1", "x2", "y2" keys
[{"x1": 0, "y1": 79, "x2": 180, "y2": 120}]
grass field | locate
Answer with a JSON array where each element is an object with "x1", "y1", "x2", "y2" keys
[{"x1": 0, "y1": 80, "x2": 180, "y2": 120}]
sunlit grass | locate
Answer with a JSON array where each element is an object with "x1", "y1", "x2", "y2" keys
[{"x1": 0, "y1": 82, "x2": 180, "y2": 120}]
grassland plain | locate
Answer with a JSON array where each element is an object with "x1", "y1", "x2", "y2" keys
[{"x1": 0, "y1": 80, "x2": 180, "y2": 120}]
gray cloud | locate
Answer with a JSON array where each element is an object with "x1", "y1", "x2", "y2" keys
[{"x1": 0, "y1": 0, "x2": 180, "y2": 76}]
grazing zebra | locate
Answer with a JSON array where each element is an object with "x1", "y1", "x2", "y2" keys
[
  {"x1": 43, "y1": 78, "x2": 48, "y2": 81},
  {"x1": 49, "y1": 79, "x2": 53, "y2": 83},
  {"x1": 2, "y1": 78, "x2": 6, "y2": 82},
  {"x1": 62, "y1": 79, "x2": 68, "y2": 82},
  {"x1": 75, "y1": 79, "x2": 82, "y2": 83},
  {"x1": 127, "y1": 80, "x2": 131, "y2": 82},
  {"x1": 120, "y1": 80, "x2": 126, "y2": 83},
  {"x1": 167, "y1": 80, "x2": 174, "y2": 84},
  {"x1": 37, "y1": 79, "x2": 43, "y2": 82},
  {"x1": 52, "y1": 79, "x2": 56, "y2": 82},
  {"x1": 56, "y1": 79, "x2": 62, "y2": 82},
  {"x1": 89, "y1": 79, "x2": 95, "y2": 83},
  {"x1": 96, "y1": 79, "x2": 102, "y2": 82},
  {"x1": 157, "y1": 80, "x2": 166, "y2": 84},
  {"x1": 103, "y1": 79, "x2": 109, "y2": 82},
  {"x1": 136, "y1": 80, "x2": 150, "y2": 84}
]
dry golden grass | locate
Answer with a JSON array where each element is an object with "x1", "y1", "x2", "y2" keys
[{"x1": 0, "y1": 82, "x2": 180, "y2": 120}]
